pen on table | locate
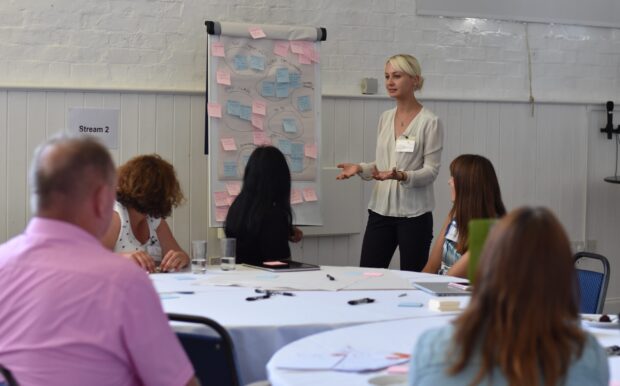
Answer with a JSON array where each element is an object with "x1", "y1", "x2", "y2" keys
[
  {"x1": 246, "y1": 294, "x2": 271, "y2": 301},
  {"x1": 348, "y1": 297, "x2": 375, "y2": 305},
  {"x1": 159, "y1": 291, "x2": 195, "y2": 295},
  {"x1": 398, "y1": 293, "x2": 407, "y2": 297},
  {"x1": 255, "y1": 289, "x2": 295, "y2": 296},
  {"x1": 326, "y1": 274, "x2": 335, "y2": 281}
]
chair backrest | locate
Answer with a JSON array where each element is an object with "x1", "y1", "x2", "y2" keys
[
  {"x1": 0, "y1": 364, "x2": 19, "y2": 386},
  {"x1": 168, "y1": 313, "x2": 240, "y2": 386},
  {"x1": 574, "y1": 252, "x2": 610, "y2": 314}
]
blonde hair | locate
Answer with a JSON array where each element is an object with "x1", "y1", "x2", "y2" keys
[{"x1": 386, "y1": 54, "x2": 424, "y2": 91}]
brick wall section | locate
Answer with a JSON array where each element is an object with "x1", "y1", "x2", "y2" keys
[{"x1": 0, "y1": 0, "x2": 618, "y2": 101}]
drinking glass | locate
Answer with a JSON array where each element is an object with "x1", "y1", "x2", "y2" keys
[
  {"x1": 220, "y1": 238, "x2": 236, "y2": 271},
  {"x1": 191, "y1": 240, "x2": 207, "y2": 274}
]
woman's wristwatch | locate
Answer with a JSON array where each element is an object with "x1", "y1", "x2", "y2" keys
[{"x1": 399, "y1": 171, "x2": 407, "y2": 181}]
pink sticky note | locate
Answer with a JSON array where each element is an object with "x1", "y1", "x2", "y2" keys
[
  {"x1": 363, "y1": 272, "x2": 384, "y2": 277},
  {"x1": 249, "y1": 26, "x2": 266, "y2": 39},
  {"x1": 214, "y1": 191, "x2": 229, "y2": 207},
  {"x1": 207, "y1": 103, "x2": 222, "y2": 118},
  {"x1": 217, "y1": 70, "x2": 231, "y2": 85},
  {"x1": 215, "y1": 206, "x2": 229, "y2": 222},
  {"x1": 304, "y1": 46, "x2": 320, "y2": 63},
  {"x1": 298, "y1": 54, "x2": 311, "y2": 65},
  {"x1": 302, "y1": 188, "x2": 318, "y2": 202},
  {"x1": 225, "y1": 182, "x2": 241, "y2": 196},
  {"x1": 304, "y1": 143, "x2": 317, "y2": 159},
  {"x1": 226, "y1": 196, "x2": 235, "y2": 206},
  {"x1": 220, "y1": 137, "x2": 237, "y2": 151},
  {"x1": 387, "y1": 365, "x2": 409, "y2": 374},
  {"x1": 253, "y1": 131, "x2": 267, "y2": 145},
  {"x1": 290, "y1": 41, "x2": 304, "y2": 54},
  {"x1": 212, "y1": 42, "x2": 225, "y2": 57},
  {"x1": 252, "y1": 100, "x2": 267, "y2": 116},
  {"x1": 274, "y1": 41, "x2": 289, "y2": 57},
  {"x1": 290, "y1": 189, "x2": 303, "y2": 205},
  {"x1": 251, "y1": 115, "x2": 264, "y2": 130}
]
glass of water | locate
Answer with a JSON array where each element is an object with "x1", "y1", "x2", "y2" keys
[
  {"x1": 220, "y1": 238, "x2": 236, "y2": 271},
  {"x1": 191, "y1": 240, "x2": 207, "y2": 274}
]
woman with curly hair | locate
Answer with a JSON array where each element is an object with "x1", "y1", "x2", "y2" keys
[{"x1": 102, "y1": 154, "x2": 189, "y2": 272}]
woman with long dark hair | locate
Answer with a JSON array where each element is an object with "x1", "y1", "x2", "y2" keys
[
  {"x1": 410, "y1": 207, "x2": 609, "y2": 386},
  {"x1": 423, "y1": 154, "x2": 506, "y2": 277},
  {"x1": 225, "y1": 146, "x2": 302, "y2": 265}
]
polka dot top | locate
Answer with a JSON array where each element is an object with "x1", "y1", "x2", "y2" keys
[{"x1": 113, "y1": 201, "x2": 162, "y2": 255}]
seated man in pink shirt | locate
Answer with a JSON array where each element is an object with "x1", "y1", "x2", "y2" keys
[{"x1": 0, "y1": 135, "x2": 199, "y2": 386}]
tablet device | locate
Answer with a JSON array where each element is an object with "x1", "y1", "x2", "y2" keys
[
  {"x1": 413, "y1": 282, "x2": 471, "y2": 297},
  {"x1": 243, "y1": 260, "x2": 321, "y2": 272}
]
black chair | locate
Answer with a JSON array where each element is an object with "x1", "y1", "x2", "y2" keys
[
  {"x1": 168, "y1": 313, "x2": 240, "y2": 386},
  {"x1": 574, "y1": 252, "x2": 610, "y2": 314},
  {"x1": 0, "y1": 364, "x2": 19, "y2": 386}
]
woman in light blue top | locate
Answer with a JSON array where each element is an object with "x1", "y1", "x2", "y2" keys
[
  {"x1": 411, "y1": 207, "x2": 609, "y2": 386},
  {"x1": 423, "y1": 154, "x2": 505, "y2": 277}
]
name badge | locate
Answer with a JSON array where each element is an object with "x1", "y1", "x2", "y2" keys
[{"x1": 395, "y1": 138, "x2": 415, "y2": 153}]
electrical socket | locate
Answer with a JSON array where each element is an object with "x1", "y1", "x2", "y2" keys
[{"x1": 571, "y1": 241, "x2": 585, "y2": 253}]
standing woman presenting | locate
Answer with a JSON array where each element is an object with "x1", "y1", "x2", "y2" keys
[{"x1": 337, "y1": 54, "x2": 443, "y2": 271}]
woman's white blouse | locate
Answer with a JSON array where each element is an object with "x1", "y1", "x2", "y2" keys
[{"x1": 359, "y1": 107, "x2": 443, "y2": 218}]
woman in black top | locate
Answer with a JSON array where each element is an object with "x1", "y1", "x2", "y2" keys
[{"x1": 225, "y1": 146, "x2": 302, "y2": 265}]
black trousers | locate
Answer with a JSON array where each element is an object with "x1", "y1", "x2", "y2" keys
[{"x1": 360, "y1": 210, "x2": 433, "y2": 272}]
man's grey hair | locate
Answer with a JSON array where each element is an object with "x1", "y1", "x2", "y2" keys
[{"x1": 30, "y1": 134, "x2": 116, "y2": 213}]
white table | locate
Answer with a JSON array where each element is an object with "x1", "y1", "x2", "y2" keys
[
  {"x1": 151, "y1": 266, "x2": 465, "y2": 384},
  {"x1": 267, "y1": 316, "x2": 620, "y2": 386}
]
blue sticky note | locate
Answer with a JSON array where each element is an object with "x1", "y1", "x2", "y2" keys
[
  {"x1": 290, "y1": 157, "x2": 304, "y2": 173},
  {"x1": 239, "y1": 105, "x2": 252, "y2": 121},
  {"x1": 224, "y1": 161, "x2": 238, "y2": 177},
  {"x1": 291, "y1": 143, "x2": 304, "y2": 159},
  {"x1": 289, "y1": 73, "x2": 301, "y2": 88},
  {"x1": 250, "y1": 55, "x2": 265, "y2": 71},
  {"x1": 276, "y1": 83, "x2": 289, "y2": 98},
  {"x1": 227, "y1": 100, "x2": 240, "y2": 116},
  {"x1": 234, "y1": 55, "x2": 248, "y2": 71},
  {"x1": 261, "y1": 81, "x2": 275, "y2": 97},
  {"x1": 175, "y1": 276, "x2": 197, "y2": 281},
  {"x1": 160, "y1": 294, "x2": 180, "y2": 300},
  {"x1": 398, "y1": 302, "x2": 424, "y2": 308},
  {"x1": 278, "y1": 139, "x2": 292, "y2": 155},
  {"x1": 282, "y1": 118, "x2": 297, "y2": 133},
  {"x1": 297, "y1": 95, "x2": 311, "y2": 112},
  {"x1": 276, "y1": 68, "x2": 289, "y2": 83}
]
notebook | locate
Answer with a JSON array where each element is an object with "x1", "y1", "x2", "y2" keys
[
  {"x1": 243, "y1": 260, "x2": 321, "y2": 272},
  {"x1": 467, "y1": 219, "x2": 497, "y2": 284},
  {"x1": 412, "y1": 282, "x2": 472, "y2": 297}
]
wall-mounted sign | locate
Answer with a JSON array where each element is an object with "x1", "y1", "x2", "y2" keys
[{"x1": 68, "y1": 107, "x2": 119, "y2": 149}]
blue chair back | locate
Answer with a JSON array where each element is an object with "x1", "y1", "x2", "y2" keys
[
  {"x1": 168, "y1": 313, "x2": 240, "y2": 386},
  {"x1": 574, "y1": 252, "x2": 610, "y2": 314},
  {"x1": 0, "y1": 364, "x2": 19, "y2": 386}
]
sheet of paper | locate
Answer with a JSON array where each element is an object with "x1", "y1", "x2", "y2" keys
[
  {"x1": 213, "y1": 191, "x2": 229, "y2": 207},
  {"x1": 252, "y1": 100, "x2": 267, "y2": 116},
  {"x1": 249, "y1": 26, "x2": 266, "y2": 39},
  {"x1": 211, "y1": 42, "x2": 225, "y2": 57},
  {"x1": 216, "y1": 69, "x2": 231, "y2": 85},
  {"x1": 207, "y1": 103, "x2": 222, "y2": 118},
  {"x1": 226, "y1": 182, "x2": 241, "y2": 196},
  {"x1": 251, "y1": 115, "x2": 264, "y2": 130},
  {"x1": 290, "y1": 189, "x2": 303, "y2": 205},
  {"x1": 215, "y1": 207, "x2": 228, "y2": 222},
  {"x1": 273, "y1": 41, "x2": 289, "y2": 57},
  {"x1": 305, "y1": 143, "x2": 317, "y2": 159},
  {"x1": 220, "y1": 137, "x2": 237, "y2": 151},
  {"x1": 303, "y1": 188, "x2": 318, "y2": 202}
]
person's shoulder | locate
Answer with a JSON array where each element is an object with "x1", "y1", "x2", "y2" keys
[
  {"x1": 564, "y1": 332, "x2": 610, "y2": 386},
  {"x1": 415, "y1": 324, "x2": 454, "y2": 358},
  {"x1": 419, "y1": 107, "x2": 439, "y2": 122},
  {"x1": 381, "y1": 107, "x2": 397, "y2": 120}
]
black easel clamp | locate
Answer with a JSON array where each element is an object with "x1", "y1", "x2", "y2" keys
[{"x1": 601, "y1": 101, "x2": 620, "y2": 140}]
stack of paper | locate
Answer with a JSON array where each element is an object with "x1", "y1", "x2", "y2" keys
[{"x1": 428, "y1": 299, "x2": 460, "y2": 312}]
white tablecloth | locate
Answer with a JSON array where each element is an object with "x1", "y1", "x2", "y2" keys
[
  {"x1": 267, "y1": 316, "x2": 620, "y2": 386},
  {"x1": 151, "y1": 266, "x2": 464, "y2": 384}
]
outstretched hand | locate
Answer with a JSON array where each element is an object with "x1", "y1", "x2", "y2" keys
[
  {"x1": 336, "y1": 163, "x2": 362, "y2": 180},
  {"x1": 289, "y1": 226, "x2": 303, "y2": 243},
  {"x1": 373, "y1": 168, "x2": 399, "y2": 181}
]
